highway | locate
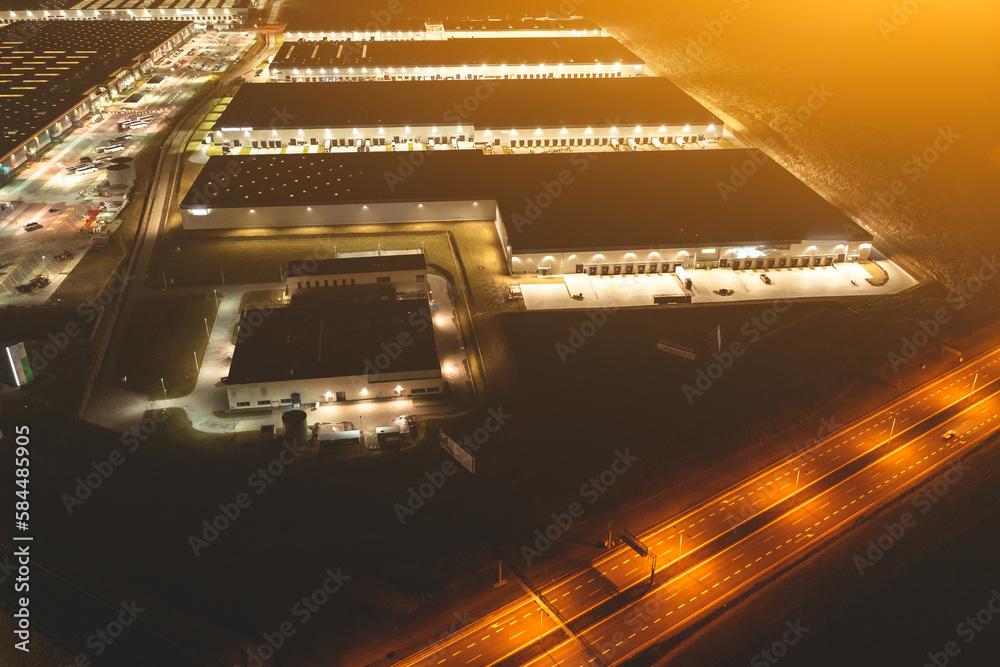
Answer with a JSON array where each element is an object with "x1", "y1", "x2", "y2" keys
[{"x1": 394, "y1": 346, "x2": 1000, "y2": 667}]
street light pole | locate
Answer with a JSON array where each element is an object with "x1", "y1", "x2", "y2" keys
[
  {"x1": 160, "y1": 377, "x2": 167, "y2": 400},
  {"x1": 193, "y1": 350, "x2": 200, "y2": 372},
  {"x1": 204, "y1": 317, "x2": 210, "y2": 337},
  {"x1": 213, "y1": 288, "x2": 218, "y2": 308}
]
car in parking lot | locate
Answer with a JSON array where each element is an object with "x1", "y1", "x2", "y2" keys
[
  {"x1": 714, "y1": 287, "x2": 734, "y2": 296},
  {"x1": 23, "y1": 222, "x2": 42, "y2": 232},
  {"x1": 759, "y1": 274, "x2": 773, "y2": 285}
]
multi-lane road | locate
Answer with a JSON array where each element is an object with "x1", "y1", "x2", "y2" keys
[{"x1": 395, "y1": 346, "x2": 1000, "y2": 667}]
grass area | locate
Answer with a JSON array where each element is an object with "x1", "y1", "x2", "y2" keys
[{"x1": 113, "y1": 293, "x2": 219, "y2": 399}]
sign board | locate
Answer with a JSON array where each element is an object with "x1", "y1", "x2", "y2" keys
[
  {"x1": 657, "y1": 339, "x2": 697, "y2": 361},
  {"x1": 440, "y1": 429, "x2": 475, "y2": 474},
  {"x1": 5, "y1": 343, "x2": 33, "y2": 386},
  {"x1": 621, "y1": 529, "x2": 648, "y2": 557}
]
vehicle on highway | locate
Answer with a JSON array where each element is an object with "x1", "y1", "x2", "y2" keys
[
  {"x1": 23, "y1": 222, "x2": 43, "y2": 232},
  {"x1": 943, "y1": 430, "x2": 956, "y2": 440}
]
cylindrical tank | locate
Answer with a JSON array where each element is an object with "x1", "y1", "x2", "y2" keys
[
  {"x1": 107, "y1": 163, "x2": 135, "y2": 187},
  {"x1": 111, "y1": 157, "x2": 137, "y2": 180},
  {"x1": 281, "y1": 410, "x2": 309, "y2": 445}
]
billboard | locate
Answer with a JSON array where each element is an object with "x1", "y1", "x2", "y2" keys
[
  {"x1": 5, "y1": 343, "x2": 33, "y2": 386},
  {"x1": 440, "y1": 429, "x2": 475, "y2": 474}
]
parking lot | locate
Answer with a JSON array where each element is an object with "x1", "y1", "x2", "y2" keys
[{"x1": 0, "y1": 29, "x2": 257, "y2": 305}]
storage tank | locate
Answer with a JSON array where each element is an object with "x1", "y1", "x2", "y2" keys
[
  {"x1": 110, "y1": 156, "x2": 136, "y2": 181},
  {"x1": 107, "y1": 163, "x2": 135, "y2": 187},
  {"x1": 281, "y1": 410, "x2": 310, "y2": 446}
]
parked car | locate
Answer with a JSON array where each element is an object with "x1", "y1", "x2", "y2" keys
[
  {"x1": 29, "y1": 275, "x2": 50, "y2": 288},
  {"x1": 760, "y1": 274, "x2": 773, "y2": 285},
  {"x1": 407, "y1": 416, "x2": 417, "y2": 432},
  {"x1": 23, "y1": 222, "x2": 42, "y2": 232},
  {"x1": 715, "y1": 288, "x2": 734, "y2": 296}
]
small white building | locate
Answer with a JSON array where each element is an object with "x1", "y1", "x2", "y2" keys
[
  {"x1": 286, "y1": 253, "x2": 428, "y2": 299},
  {"x1": 224, "y1": 298, "x2": 445, "y2": 411}
]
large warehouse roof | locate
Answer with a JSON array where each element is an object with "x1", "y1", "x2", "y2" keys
[
  {"x1": 0, "y1": 20, "x2": 190, "y2": 159},
  {"x1": 4, "y1": 0, "x2": 248, "y2": 11},
  {"x1": 182, "y1": 150, "x2": 871, "y2": 252},
  {"x1": 285, "y1": 16, "x2": 602, "y2": 36},
  {"x1": 226, "y1": 298, "x2": 441, "y2": 384},
  {"x1": 214, "y1": 78, "x2": 719, "y2": 131},
  {"x1": 271, "y1": 36, "x2": 642, "y2": 69}
]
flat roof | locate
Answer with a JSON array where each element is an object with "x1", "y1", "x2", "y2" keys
[
  {"x1": 285, "y1": 17, "x2": 602, "y2": 35},
  {"x1": 4, "y1": 0, "x2": 248, "y2": 11},
  {"x1": 226, "y1": 298, "x2": 441, "y2": 385},
  {"x1": 287, "y1": 254, "x2": 426, "y2": 276},
  {"x1": 183, "y1": 151, "x2": 871, "y2": 251},
  {"x1": 0, "y1": 20, "x2": 190, "y2": 159},
  {"x1": 214, "y1": 78, "x2": 719, "y2": 131},
  {"x1": 271, "y1": 37, "x2": 642, "y2": 70}
]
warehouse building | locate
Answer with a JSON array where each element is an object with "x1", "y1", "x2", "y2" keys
[
  {"x1": 270, "y1": 37, "x2": 645, "y2": 82},
  {"x1": 283, "y1": 16, "x2": 604, "y2": 42},
  {"x1": 0, "y1": 19, "x2": 194, "y2": 175},
  {"x1": 210, "y1": 78, "x2": 722, "y2": 151},
  {"x1": 224, "y1": 298, "x2": 446, "y2": 411},
  {"x1": 286, "y1": 253, "x2": 428, "y2": 299},
  {"x1": 1, "y1": 0, "x2": 247, "y2": 28},
  {"x1": 181, "y1": 150, "x2": 873, "y2": 275}
]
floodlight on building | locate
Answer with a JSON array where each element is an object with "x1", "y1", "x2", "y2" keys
[
  {"x1": 535, "y1": 128, "x2": 542, "y2": 135},
  {"x1": 395, "y1": 385, "x2": 403, "y2": 392},
  {"x1": 361, "y1": 387, "x2": 369, "y2": 395},
  {"x1": 363, "y1": 205, "x2": 368, "y2": 209},
  {"x1": 701, "y1": 248, "x2": 716, "y2": 253},
  {"x1": 684, "y1": 125, "x2": 691, "y2": 132},
  {"x1": 614, "y1": 62, "x2": 622, "y2": 70},
  {"x1": 585, "y1": 127, "x2": 593, "y2": 134},
  {"x1": 190, "y1": 208, "x2": 209, "y2": 216},
  {"x1": 634, "y1": 126, "x2": 642, "y2": 133},
  {"x1": 560, "y1": 128, "x2": 567, "y2": 134},
  {"x1": 249, "y1": 209, "x2": 255, "y2": 213},
  {"x1": 708, "y1": 124, "x2": 716, "y2": 131},
  {"x1": 610, "y1": 127, "x2": 618, "y2": 133},
  {"x1": 325, "y1": 391, "x2": 333, "y2": 399},
  {"x1": 432, "y1": 126, "x2": 438, "y2": 133}
]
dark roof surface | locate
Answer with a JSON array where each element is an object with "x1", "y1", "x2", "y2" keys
[
  {"x1": 287, "y1": 254, "x2": 426, "y2": 276},
  {"x1": 182, "y1": 150, "x2": 872, "y2": 251},
  {"x1": 0, "y1": 20, "x2": 190, "y2": 158},
  {"x1": 285, "y1": 17, "x2": 602, "y2": 35},
  {"x1": 214, "y1": 78, "x2": 719, "y2": 130},
  {"x1": 271, "y1": 37, "x2": 642, "y2": 69},
  {"x1": 226, "y1": 298, "x2": 441, "y2": 384}
]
